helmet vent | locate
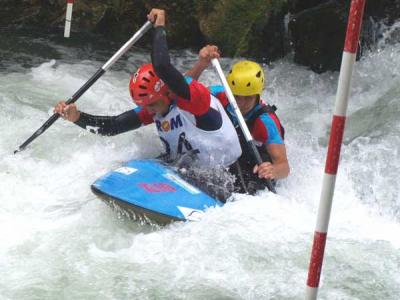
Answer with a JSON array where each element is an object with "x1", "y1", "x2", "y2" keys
[
  {"x1": 149, "y1": 71, "x2": 155, "y2": 77},
  {"x1": 256, "y1": 71, "x2": 262, "y2": 78},
  {"x1": 229, "y1": 70, "x2": 232, "y2": 74},
  {"x1": 139, "y1": 93, "x2": 148, "y2": 97},
  {"x1": 142, "y1": 77, "x2": 150, "y2": 82},
  {"x1": 139, "y1": 85, "x2": 147, "y2": 89},
  {"x1": 247, "y1": 82, "x2": 251, "y2": 87},
  {"x1": 231, "y1": 80, "x2": 235, "y2": 86}
]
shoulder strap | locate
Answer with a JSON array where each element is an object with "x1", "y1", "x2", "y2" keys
[
  {"x1": 249, "y1": 104, "x2": 286, "y2": 140},
  {"x1": 223, "y1": 103, "x2": 284, "y2": 140},
  {"x1": 263, "y1": 104, "x2": 277, "y2": 113},
  {"x1": 246, "y1": 105, "x2": 276, "y2": 128}
]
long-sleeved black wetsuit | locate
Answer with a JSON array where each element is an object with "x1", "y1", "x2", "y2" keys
[{"x1": 75, "y1": 26, "x2": 222, "y2": 134}]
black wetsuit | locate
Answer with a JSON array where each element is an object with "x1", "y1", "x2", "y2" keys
[{"x1": 75, "y1": 26, "x2": 221, "y2": 134}]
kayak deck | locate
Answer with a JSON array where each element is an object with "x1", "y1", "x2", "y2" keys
[{"x1": 91, "y1": 160, "x2": 223, "y2": 225}]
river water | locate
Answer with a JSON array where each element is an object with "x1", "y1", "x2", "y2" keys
[{"x1": 0, "y1": 24, "x2": 399, "y2": 299}]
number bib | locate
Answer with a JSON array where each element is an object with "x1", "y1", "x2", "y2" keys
[{"x1": 154, "y1": 95, "x2": 241, "y2": 167}]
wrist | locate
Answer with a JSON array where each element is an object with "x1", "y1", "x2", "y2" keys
[
  {"x1": 72, "y1": 111, "x2": 81, "y2": 123},
  {"x1": 197, "y1": 60, "x2": 209, "y2": 69},
  {"x1": 154, "y1": 18, "x2": 166, "y2": 27},
  {"x1": 154, "y1": 25, "x2": 166, "y2": 33}
]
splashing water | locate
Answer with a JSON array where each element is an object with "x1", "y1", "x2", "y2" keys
[{"x1": 1, "y1": 25, "x2": 400, "y2": 299}]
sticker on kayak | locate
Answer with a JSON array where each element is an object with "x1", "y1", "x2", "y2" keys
[
  {"x1": 115, "y1": 167, "x2": 138, "y2": 175},
  {"x1": 138, "y1": 182, "x2": 176, "y2": 193},
  {"x1": 163, "y1": 172, "x2": 200, "y2": 194},
  {"x1": 177, "y1": 206, "x2": 204, "y2": 221}
]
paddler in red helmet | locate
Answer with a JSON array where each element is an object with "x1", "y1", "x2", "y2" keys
[{"x1": 54, "y1": 9, "x2": 241, "y2": 170}]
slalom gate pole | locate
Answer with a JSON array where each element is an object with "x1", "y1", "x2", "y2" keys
[
  {"x1": 64, "y1": 0, "x2": 74, "y2": 38},
  {"x1": 14, "y1": 21, "x2": 153, "y2": 154},
  {"x1": 305, "y1": 1, "x2": 366, "y2": 299},
  {"x1": 211, "y1": 58, "x2": 276, "y2": 193}
]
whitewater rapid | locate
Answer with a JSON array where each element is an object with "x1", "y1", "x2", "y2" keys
[{"x1": 0, "y1": 26, "x2": 399, "y2": 299}]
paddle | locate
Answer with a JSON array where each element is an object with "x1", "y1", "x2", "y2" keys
[
  {"x1": 211, "y1": 58, "x2": 276, "y2": 193},
  {"x1": 14, "y1": 20, "x2": 153, "y2": 154}
]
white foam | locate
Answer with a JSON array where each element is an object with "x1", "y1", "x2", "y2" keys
[{"x1": 1, "y1": 32, "x2": 399, "y2": 299}]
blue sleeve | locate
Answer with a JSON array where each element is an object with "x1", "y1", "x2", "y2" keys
[
  {"x1": 259, "y1": 114, "x2": 284, "y2": 145},
  {"x1": 209, "y1": 85, "x2": 225, "y2": 97},
  {"x1": 184, "y1": 76, "x2": 193, "y2": 84}
]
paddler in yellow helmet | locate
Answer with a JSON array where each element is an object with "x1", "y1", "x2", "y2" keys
[{"x1": 187, "y1": 45, "x2": 290, "y2": 194}]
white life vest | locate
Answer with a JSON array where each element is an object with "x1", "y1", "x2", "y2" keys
[{"x1": 154, "y1": 95, "x2": 241, "y2": 167}]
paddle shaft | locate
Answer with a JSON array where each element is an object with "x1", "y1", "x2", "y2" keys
[
  {"x1": 14, "y1": 21, "x2": 153, "y2": 154},
  {"x1": 211, "y1": 59, "x2": 276, "y2": 193}
]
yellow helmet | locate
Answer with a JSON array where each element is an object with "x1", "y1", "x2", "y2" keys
[{"x1": 227, "y1": 61, "x2": 265, "y2": 96}]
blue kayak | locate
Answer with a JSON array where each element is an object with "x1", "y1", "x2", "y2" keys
[{"x1": 91, "y1": 159, "x2": 223, "y2": 225}]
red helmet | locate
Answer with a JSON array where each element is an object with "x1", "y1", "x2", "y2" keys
[{"x1": 129, "y1": 63, "x2": 170, "y2": 106}]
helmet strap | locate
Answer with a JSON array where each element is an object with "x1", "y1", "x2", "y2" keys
[{"x1": 250, "y1": 95, "x2": 261, "y2": 110}]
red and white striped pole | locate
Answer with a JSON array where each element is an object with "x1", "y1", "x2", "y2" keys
[
  {"x1": 305, "y1": 1, "x2": 366, "y2": 299},
  {"x1": 64, "y1": 0, "x2": 74, "y2": 38}
]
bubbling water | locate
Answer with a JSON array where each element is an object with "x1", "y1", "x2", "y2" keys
[{"x1": 0, "y1": 26, "x2": 399, "y2": 299}]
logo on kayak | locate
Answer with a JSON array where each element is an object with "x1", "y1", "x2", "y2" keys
[
  {"x1": 177, "y1": 206, "x2": 204, "y2": 221},
  {"x1": 156, "y1": 114, "x2": 183, "y2": 132},
  {"x1": 139, "y1": 182, "x2": 176, "y2": 193},
  {"x1": 163, "y1": 173, "x2": 200, "y2": 194},
  {"x1": 115, "y1": 167, "x2": 137, "y2": 175}
]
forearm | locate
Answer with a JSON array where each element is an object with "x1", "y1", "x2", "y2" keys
[
  {"x1": 151, "y1": 26, "x2": 190, "y2": 100},
  {"x1": 185, "y1": 61, "x2": 208, "y2": 81},
  {"x1": 272, "y1": 160, "x2": 290, "y2": 179},
  {"x1": 186, "y1": 44, "x2": 219, "y2": 80},
  {"x1": 74, "y1": 110, "x2": 142, "y2": 136},
  {"x1": 257, "y1": 144, "x2": 290, "y2": 180}
]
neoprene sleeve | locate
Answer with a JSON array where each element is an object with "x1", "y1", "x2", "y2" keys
[
  {"x1": 151, "y1": 26, "x2": 191, "y2": 100},
  {"x1": 74, "y1": 110, "x2": 142, "y2": 136}
]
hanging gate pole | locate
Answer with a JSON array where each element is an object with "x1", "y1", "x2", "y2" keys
[
  {"x1": 305, "y1": 1, "x2": 366, "y2": 299},
  {"x1": 64, "y1": 0, "x2": 74, "y2": 38}
]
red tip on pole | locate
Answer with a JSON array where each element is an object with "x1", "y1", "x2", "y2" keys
[
  {"x1": 307, "y1": 232, "x2": 328, "y2": 287},
  {"x1": 325, "y1": 115, "x2": 346, "y2": 175},
  {"x1": 67, "y1": 0, "x2": 74, "y2": 3},
  {"x1": 344, "y1": 0, "x2": 366, "y2": 54}
]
